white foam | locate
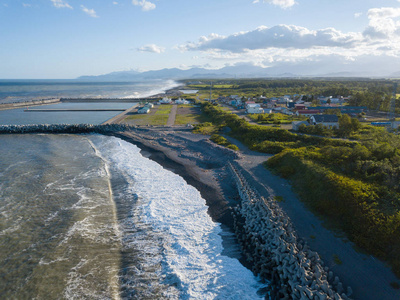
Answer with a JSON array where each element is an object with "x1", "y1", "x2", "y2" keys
[{"x1": 91, "y1": 135, "x2": 266, "y2": 299}]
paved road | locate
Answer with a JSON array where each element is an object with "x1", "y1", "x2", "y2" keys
[
  {"x1": 223, "y1": 134, "x2": 400, "y2": 300},
  {"x1": 166, "y1": 104, "x2": 178, "y2": 126},
  {"x1": 102, "y1": 104, "x2": 138, "y2": 125}
]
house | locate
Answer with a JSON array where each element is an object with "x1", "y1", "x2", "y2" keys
[
  {"x1": 247, "y1": 106, "x2": 264, "y2": 114},
  {"x1": 175, "y1": 98, "x2": 190, "y2": 105},
  {"x1": 159, "y1": 97, "x2": 172, "y2": 104},
  {"x1": 309, "y1": 115, "x2": 339, "y2": 129},
  {"x1": 264, "y1": 108, "x2": 273, "y2": 114},
  {"x1": 138, "y1": 106, "x2": 150, "y2": 114},
  {"x1": 296, "y1": 109, "x2": 321, "y2": 117},
  {"x1": 292, "y1": 121, "x2": 309, "y2": 131},
  {"x1": 294, "y1": 104, "x2": 306, "y2": 110}
]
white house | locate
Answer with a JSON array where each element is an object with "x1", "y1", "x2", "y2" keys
[
  {"x1": 175, "y1": 98, "x2": 190, "y2": 105},
  {"x1": 309, "y1": 114, "x2": 339, "y2": 129},
  {"x1": 159, "y1": 97, "x2": 172, "y2": 104},
  {"x1": 247, "y1": 106, "x2": 264, "y2": 114}
]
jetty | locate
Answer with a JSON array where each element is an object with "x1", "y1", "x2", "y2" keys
[{"x1": 228, "y1": 161, "x2": 352, "y2": 300}]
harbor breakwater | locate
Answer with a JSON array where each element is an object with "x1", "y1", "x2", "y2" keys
[
  {"x1": 228, "y1": 162, "x2": 353, "y2": 300},
  {"x1": 0, "y1": 124, "x2": 134, "y2": 135},
  {"x1": 0, "y1": 99, "x2": 60, "y2": 110}
]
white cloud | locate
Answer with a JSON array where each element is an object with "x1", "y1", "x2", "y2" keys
[
  {"x1": 113, "y1": 2, "x2": 118, "y2": 4},
  {"x1": 51, "y1": 0, "x2": 72, "y2": 9},
  {"x1": 137, "y1": 44, "x2": 165, "y2": 53},
  {"x1": 181, "y1": 25, "x2": 361, "y2": 52},
  {"x1": 22, "y1": 3, "x2": 32, "y2": 7},
  {"x1": 81, "y1": 5, "x2": 99, "y2": 18},
  {"x1": 253, "y1": 0, "x2": 296, "y2": 9},
  {"x1": 354, "y1": 12, "x2": 362, "y2": 18},
  {"x1": 363, "y1": 7, "x2": 400, "y2": 39},
  {"x1": 132, "y1": 0, "x2": 155, "y2": 11}
]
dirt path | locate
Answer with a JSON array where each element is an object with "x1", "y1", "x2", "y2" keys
[
  {"x1": 224, "y1": 134, "x2": 400, "y2": 300},
  {"x1": 166, "y1": 104, "x2": 177, "y2": 126}
]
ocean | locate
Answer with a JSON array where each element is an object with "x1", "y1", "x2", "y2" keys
[
  {"x1": 0, "y1": 80, "x2": 179, "y2": 126},
  {"x1": 0, "y1": 80, "x2": 179, "y2": 104},
  {"x1": 0, "y1": 81, "x2": 265, "y2": 299},
  {"x1": 0, "y1": 134, "x2": 264, "y2": 299}
]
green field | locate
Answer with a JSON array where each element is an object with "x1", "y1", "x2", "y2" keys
[{"x1": 124, "y1": 105, "x2": 172, "y2": 125}]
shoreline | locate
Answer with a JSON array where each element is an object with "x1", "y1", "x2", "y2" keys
[
  {"x1": 112, "y1": 127, "x2": 400, "y2": 300},
  {"x1": 2, "y1": 124, "x2": 399, "y2": 298}
]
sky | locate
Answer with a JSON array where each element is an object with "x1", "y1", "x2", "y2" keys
[{"x1": 1, "y1": 0, "x2": 400, "y2": 78}]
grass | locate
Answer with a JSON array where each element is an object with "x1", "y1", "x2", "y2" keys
[
  {"x1": 124, "y1": 105, "x2": 172, "y2": 125},
  {"x1": 155, "y1": 105, "x2": 172, "y2": 114},
  {"x1": 125, "y1": 114, "x2": 169, "y2": 125},
  {"x1": 175, "y1": 113, "x2": 206, "y2": 125}
]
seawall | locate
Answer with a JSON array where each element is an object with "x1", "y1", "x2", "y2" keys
[
  {"x1": 0, "y1": 99, "x2": 60, "y2": 110},
  {"x1": 0, "y1": 124, "x2": 134, "y2": 134},
  {"x1": 228, "y1": 161, "x2": 353, "y2": 300}
]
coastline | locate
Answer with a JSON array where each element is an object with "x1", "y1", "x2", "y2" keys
[{"x1": 111, "y1": 126, "x2": 400, "y2": 300}]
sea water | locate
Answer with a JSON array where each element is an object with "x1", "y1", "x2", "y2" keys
[
  {"x1": 0, "y1": 134, "x2": 265, "y2": 299},
  {"x1": 0, "y1": 80, "x2": 180, "y2": 126},
  {"x1": 0, "y1": 80, "x2": 180, "y2": 104}
]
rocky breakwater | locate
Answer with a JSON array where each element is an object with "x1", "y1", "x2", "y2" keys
[
  {"x1": 0, "y1": 124, "x2": 135, "y2": 134},
  {"x1": 228, "y1": 162, "x2": 353, "y2": 300}
]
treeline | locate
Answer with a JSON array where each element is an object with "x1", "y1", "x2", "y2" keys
[
  {"x1": 200, "y1": 102, "x2": 400, "y2": 276},
  {"x1": 187, "y1": 78, "x2": 398, "y2": 101}
]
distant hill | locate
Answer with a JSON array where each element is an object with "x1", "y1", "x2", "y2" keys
[
  {"x1": 77, "y1": 64, "x2": 301, "y2": 81},
  {"x1": 77, "y1": 62, "x2": 395, "y2": 81}
]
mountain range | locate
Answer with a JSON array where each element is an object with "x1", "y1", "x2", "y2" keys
[{"x1": 78, "y1": 63, "x2": 400, "y2": 81}]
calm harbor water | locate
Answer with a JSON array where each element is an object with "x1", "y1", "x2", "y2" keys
[
  {"x1": 0, "y1": 102, "x2": 136, "y2": 126},
  {"x1": 0, "y1": 134, "x2": 265, "y2": 299}
]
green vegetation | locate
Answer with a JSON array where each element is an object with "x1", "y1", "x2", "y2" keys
[
  {"x1": 124, "y1": 105, "x2": 172, "y2": 125},
  {"x1": 210, "y1": 134, "x2": 239, "y2": 151},
  {"x1": 198, "y1": 101, "x2": 400, "y2": 276},
  {"x1": 193, "y1": 122, "x2": 219, "y2": 135},
  {"x1": 175, "y1": 113, "x2": 204, "y2": 125},
  {"x1": 155, "y1": 105, "x2": 172, "y2": 114},
  {"x1": 248, "y1": 113, "x2": 307, "y2": 125},
  {"x1": 185, "y1": 78, "x2": 400, "y2": 114}
]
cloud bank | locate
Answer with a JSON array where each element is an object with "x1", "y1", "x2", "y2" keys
[{"x1": 182, "y1": 25, "x2": 361, "y2": 52}]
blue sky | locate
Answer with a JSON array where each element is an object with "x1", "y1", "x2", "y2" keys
[{"x1": 1, "y1": 0, "x2": 400, "y2": 78}]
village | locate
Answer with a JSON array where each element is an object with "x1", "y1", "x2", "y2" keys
[{"x1": 216, "y1": 94, "x2": 400, "y2": 131}]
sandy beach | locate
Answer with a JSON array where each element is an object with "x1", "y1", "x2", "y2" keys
[{"x1": 112, "y1": 126, "x2": 400, "y2": 300}]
